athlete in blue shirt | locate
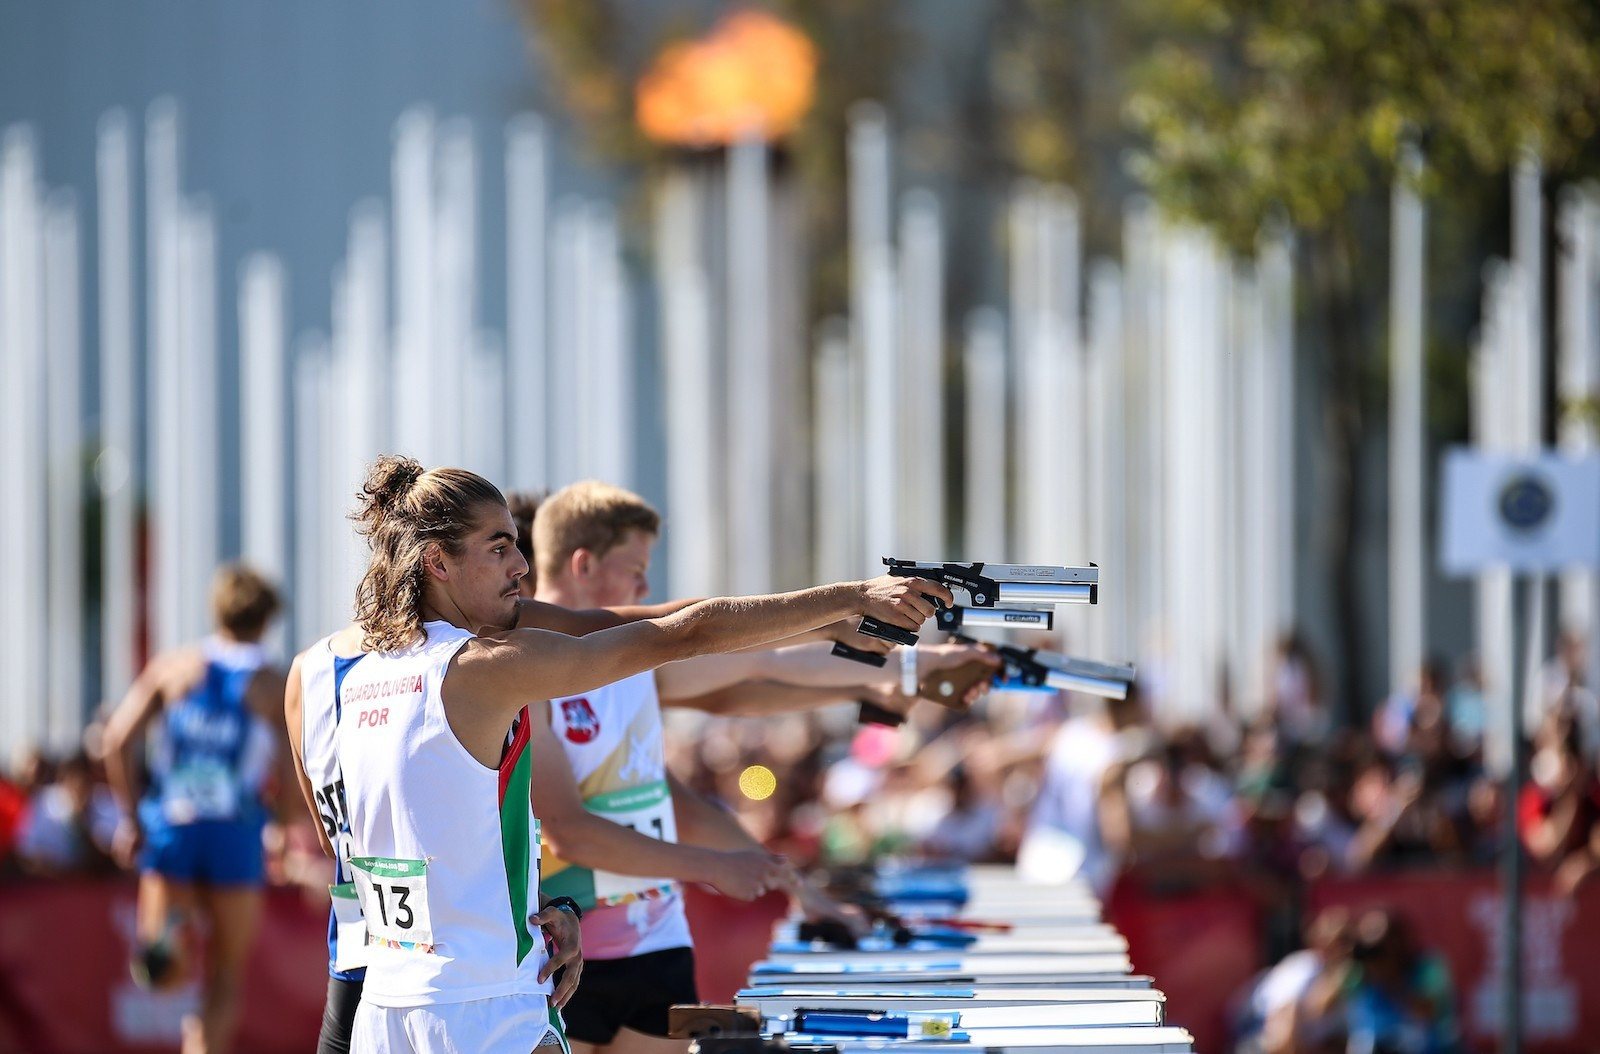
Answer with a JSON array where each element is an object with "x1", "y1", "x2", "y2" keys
[{"x1": 104, "y1": 564, "x2": 286, "y2": 1054}]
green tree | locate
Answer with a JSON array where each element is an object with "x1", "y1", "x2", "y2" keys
[{"x1": 1118, "y1": 0, "x2": 1600, "y2": 714}]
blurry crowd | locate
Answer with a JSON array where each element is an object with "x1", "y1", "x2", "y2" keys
[{"x1": 3, "y1": 624, "x2": 1596, "y2": 1054}]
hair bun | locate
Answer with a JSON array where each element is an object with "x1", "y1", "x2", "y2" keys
[{"x1": 354, "y1": 455, "x2": 426, "y2": 534}]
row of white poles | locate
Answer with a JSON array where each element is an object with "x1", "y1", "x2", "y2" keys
[
  {"x1": 791, "y1": 108, "x2": 1297, "y2": 720},
  {"x1": 6, "y1": 95, "x2": 1593, "y2": 761}
]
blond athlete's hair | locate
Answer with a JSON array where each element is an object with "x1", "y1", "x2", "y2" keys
[{"x1": 532, "y1": 480, "x2": 660, "y2": 584}]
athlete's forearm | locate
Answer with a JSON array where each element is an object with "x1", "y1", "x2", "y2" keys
[
  {"x1": 513, "y1": 596, "x2": 701, "y2": 635},
  {"x1": 668, "y1": 774, "x2": 764, "y2": 853},
  {"x1": 541, "y1": 809, "x2": 720, "y2": 885},
  {"x1": 665, "y1": 679, "x2": 860, "y2": 717}
]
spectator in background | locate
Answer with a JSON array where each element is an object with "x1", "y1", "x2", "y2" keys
[
  {"x1": 1266, "y1": 631, "x2": 1326, "y2": 747},
  {"x1": 1373, "y1": 658, "x2": 1450, "y2": 760},
  {"x1": 1540, "y1": 630, "x2": 1597, "y2": 756},
  {"x1": 15, "y1": 750, "x2": 119, "y2": 876},
  {"x1": 0, "y1": 749, "x2": 44, "y2": 872},
  {"x1": 1016, "y1": 684, "x2": 1148, "y2": 891},
  {"x1": 1519, "y1": 710, "x2": 1600, "y2": 893},
  {"x1": 1445, "y1": 657, "x2": 1486, "y2": 759},
  {"x1": 1343, "y1": 909, "x2": 1460, "y2": 1054},
  {"x1": 1241, "y1": 905, "x2": 1355, "y2": 1054},
  {"x1": 922, "y1": 765, "x2": 1002, "y2": 862},
  {"x1": 1100, "y1": 730, "x2": 1238, "y2": 888}
]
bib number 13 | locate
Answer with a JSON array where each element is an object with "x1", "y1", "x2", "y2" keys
[{"x1": 348, "y1": 856, "x2": 435, "y2": 950}]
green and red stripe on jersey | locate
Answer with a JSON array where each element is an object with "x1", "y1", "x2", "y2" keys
[{"x1": 497, "y1": 705, "x2": 536, "y2": 965}]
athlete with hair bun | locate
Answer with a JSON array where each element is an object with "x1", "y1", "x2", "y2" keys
[{"x1": 295, "y1": 455, "x2": 945, "y2": 1054}]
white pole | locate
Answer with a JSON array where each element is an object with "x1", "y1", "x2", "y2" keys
[
  {"x1": 1, "y1": 127, "x2": 48, "y2": 758},
  {"x1": 1222, "y1": 262, "x2": 1249, "y2": 716},
  {"x1": 1009, "y1": 185, "x2": 1039, "y2": 560},
  {"x1": 1162, "y1": 227, "x2": 1213, "y2": 721},
  {"x1": 1123, "y1": 200, "x2": 1164, "y2": 679},
  {"x1": 391, "y1": 108, "x2": 435, "y2": 464},
  {"x1": 1476, "y1": 261, "x2": 1515, "y2": 776},
  {"x1": 1260, "y1": 228, "x2": 1296, "y2": 640},
  {"x1": 1514, "y1": 150, "x2": 1544, "y2": 454},
  {"x1": 506, "y1": 114, "x2": 547, "y2": 491},
  {"x1": 176, "y1": 200, "x2": 219, "y2": 644},
  {"x1": 591, "y1": 207, "x2": 630, "y2": 486},
  {"x1": 814, "y1": 318, "x2": 858, "y2": 582},
  {"x1": 329, "y1": 202, "x2": 389, "y2": 623},
  {"x1": 44, "y1": 193, "x2": 84, "y2": 750},
  {"x1": 571, "y1": 206, "x2": 603, "y2": 482},
  {"x1": 96, "y1": 110, "x2": 138, "y2": 703},
  {"x1": 466, "y1": 332, "x2": 507, "y2": 483},
  {"x1": 1041, "y1": 189, "x2": 1085, "y2": 648},
  {"x1": 1557, "y1": 188, "x2": 1597, "y2": 678},
  {"x1": 548, "y1": 201, "x2": 582, "y2": 488},
  {"x1": 728, "y1": 130, "x2": 772, "y2": 592},
  {"x1": 1512, "y1": 153, "x2": 1546, "y2": 733},
  {"x1": 432, "y1": 118, "x2": 476, "y2": 471},
  {"x1": 963, "y1": 308, "x2": 1008, "y2": 561},
  {"x1": 1087, "y1": 261, "x2": 1126, "y2": 659},
  {"x1": 293, "y1": 334, "x2": 331, "y2": 649},
  {"x1": 850, "y1": 103, "x2": 897, "y2": 570},
  {"x1": 1237, "y1": 268, "x2": 1269, "y2": 715},
  {"x1": 146, "y1": 99, "x2": 183, "y2": 652},
  {"x1": 1389, "y1": 145, "x2": 1427, "y2": 694},
  {"x1": 898, "y1": 189, "x2": 944, "y2": 558},
  {"x1": 658, "y1": 171, "x2": 721, "y2": 597},
  {"x1": 239, "y1": 254, "x2": 289, "y2": 598}
]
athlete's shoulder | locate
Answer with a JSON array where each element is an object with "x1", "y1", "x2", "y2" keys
[{"x1": 142, "y1": 645, "x2": 210, "y2": 704}]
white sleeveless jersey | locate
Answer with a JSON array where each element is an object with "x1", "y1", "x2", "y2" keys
[
  {"x1": 543, "y1": 670, "x2": 692, "y2": 959},
  {"x1": 337, "y1": 621, "x2": 551, "y2": 1007},
  {"x1": 299, "y1": 634, "x2": 369, "y2": 977}
]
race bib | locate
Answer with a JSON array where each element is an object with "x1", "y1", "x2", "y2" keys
[
  {"x1": 348, "y1": 857, "x2": 435, "y2": 953},
  {"x1": 587, "y1": 780, "x2": 678, "y2": 904},
  {"x1": 329, "y1": 882, "x2": 370, "y2": 971},
  {"x1": 161, "y1": 761, "x2": 238, "y2": 824}
]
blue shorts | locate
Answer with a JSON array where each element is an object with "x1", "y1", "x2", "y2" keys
[{"x1": 139, "y1": 812, "x2": 265, "y2": 886}]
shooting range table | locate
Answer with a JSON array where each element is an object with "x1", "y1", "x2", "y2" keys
[{"x1": 734, "y1": 866, "x2": 1194, "y2": 1054}]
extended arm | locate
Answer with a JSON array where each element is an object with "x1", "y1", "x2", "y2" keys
[
  {"x1": 512, "y1": 595, "x2": 700, "y2": 635},
  {"x1": 667, "y1": 680, "x2": 867, "y2": 718},
  {"x1": 448, "y1": 576, "x2": 950, "y2": 746},
  {"x1": 656, "y1": 641, "x2": 997, "y2": 707}
]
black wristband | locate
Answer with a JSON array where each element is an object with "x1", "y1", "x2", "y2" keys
[{"x1": 546, "y1": 895, "x2": 583, "y2": 921}]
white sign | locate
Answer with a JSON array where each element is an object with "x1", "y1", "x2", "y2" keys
[{"x1": 1440, "y1": 449, "x2": 1600, "y2": 574}]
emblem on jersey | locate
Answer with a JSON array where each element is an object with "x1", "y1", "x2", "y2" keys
[{"x1": 561, "y1": 698, "x2": 601, "y2": 743}]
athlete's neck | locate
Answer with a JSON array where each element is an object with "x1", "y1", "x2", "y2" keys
[{"x1": 532, "y1": 580, "x2": 593, "y2": 611}]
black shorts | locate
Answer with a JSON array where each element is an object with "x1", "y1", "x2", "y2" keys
[
  {"x1": 562, "y1": 946, "x2": 698, "y2": 1043},
  {"x1": 317, "y1": 974, "x2": 363, "y2": 1054}
]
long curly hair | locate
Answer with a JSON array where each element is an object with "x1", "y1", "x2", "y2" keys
[{"x1": 351, "y1": 455, "x2": 507, "y2": 651}]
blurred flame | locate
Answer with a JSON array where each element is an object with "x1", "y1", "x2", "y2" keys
[{"x1": 636, "y1": 10, "x2": 816, "y2": 147}]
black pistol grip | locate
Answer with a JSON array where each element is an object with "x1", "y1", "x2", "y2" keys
[
  {"x1": 831, "y1": 641, "x2": 889, "y2": 667},
  {"x1": 857, "y1": 615, "x2": 920, "y2": 647}
]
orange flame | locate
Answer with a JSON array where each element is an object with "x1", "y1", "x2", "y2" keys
[{"x1": 636, "y1": 10, "x2": 817, "y2": 147}]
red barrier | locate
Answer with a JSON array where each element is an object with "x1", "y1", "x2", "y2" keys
[
  {"x1": 0, "y1": 878, "x2": 790, "y2": 1054},
  {"x1": 1106, "y1": 878, "x2": 1262, "y2": 1054},
  {"x1": 0, "y1": 878, "x2": 327, "y2": 1054},
  {"x1": 11, "y1": 870, "x2": 1596, "y2": 1054},
  {"x1": 684, "y1": 884, "x2": 790, "y2": 1003},
  {"x1": 1310, "y1": 872, "x2": 1600, "y2": 1053}
]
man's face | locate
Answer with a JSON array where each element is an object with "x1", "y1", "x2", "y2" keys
[
  {"x1": 582, "y1": 528, "x2": 654, "y2": 608},
  {"x1": 442, "y1": 503, "x2": 528, "y2": 631}
]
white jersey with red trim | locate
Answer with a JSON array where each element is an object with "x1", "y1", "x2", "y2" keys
[
  {"x1": 541, "y1": 670, "x2": 693, "y2": 959},
  {"x1": 337, "y1": 621, "x2": 552, "y2": 1009}
]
